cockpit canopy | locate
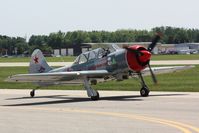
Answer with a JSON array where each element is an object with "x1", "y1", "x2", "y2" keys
[
  {"x1": 73, "y1": 44, "x2": 121, "y2": 65},
  {"x1": 73, "y1": 48, "x2": 104, "y2": 65}
]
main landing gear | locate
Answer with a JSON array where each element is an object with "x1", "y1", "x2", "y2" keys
[
  {"x1": 138, "y1": 73, "x2": 150, "y2": 97},
  {"x1": 30, "y1": 89, "x2": 35, "y2": 97},
  {"x1": 83, "y1": 78, "x2": 100, "y2": 100},
  {"x1": 30, "y1": 87, "x2": 39, "y2": 97}
]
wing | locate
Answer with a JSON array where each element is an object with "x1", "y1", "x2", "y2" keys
[
  {"x1": 6, "y1": 70, "x2": 109, "y2": 83},
  {"x1": 142, "y1": 65, "x2": 194, "y2": 76}
]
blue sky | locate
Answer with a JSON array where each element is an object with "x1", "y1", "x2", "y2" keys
[{"x1": 0, "y1": 0, "x2": 199, "y2": 38}]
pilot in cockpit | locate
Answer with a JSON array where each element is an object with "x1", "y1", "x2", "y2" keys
[{"x1": 102, "y1": 48, "x2": 110, "y2": 57}]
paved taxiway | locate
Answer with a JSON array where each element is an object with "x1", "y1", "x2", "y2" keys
[{"x1": 0, "y1": 90, "x2": 199, "y2": 133}]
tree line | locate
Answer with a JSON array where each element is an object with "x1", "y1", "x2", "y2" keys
[{"x1": 1, "y1": 26, "x2": 199, "y2": 55}]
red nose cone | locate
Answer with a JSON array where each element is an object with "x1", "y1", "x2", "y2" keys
[
  {"x1": 126, "y1": 45, "x2": 151, "y2": 72},
  {"x1": 139, "y1": 50, "x2": 151, "y2": 63}
]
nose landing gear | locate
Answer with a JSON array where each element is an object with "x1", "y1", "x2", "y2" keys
[
  {"x1": 138, "y1": 73, "x2": 150, "y2": 97},
  {"x1": 140, "y1": 86, "x2": 150, "y2": 97}
]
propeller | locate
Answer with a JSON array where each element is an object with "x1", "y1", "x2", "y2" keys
[
  {"x1": 148, "y1": 62, "x2": 157, "y2": 84},
  {"x1": 147, "y1": 32, "x2": 162, "y2": 52},
  {"x1": 124, "y1": 33, "x2": 162, "y2": 84},
  {"x1": 147, "y1": 33, "x2": 162, "y2": 84}
]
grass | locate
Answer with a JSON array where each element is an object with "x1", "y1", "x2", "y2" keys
[
  {"x1": 151, "y1": 54, "x2": 199, "y2": 60},
  {"x1": 0, "y1": 54, "x2": 199, "y2": 63},
  {"x1": 0, "y1": 66, "x2": 199, "y2": 92}
]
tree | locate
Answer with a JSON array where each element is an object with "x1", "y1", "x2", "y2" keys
[{"x1": 15, "y1": 42, "x2": 29, "y2": 55}]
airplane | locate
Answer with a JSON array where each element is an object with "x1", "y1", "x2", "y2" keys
[{"x1": 6, "y1": 33, "x2": 186, "y2": 100}]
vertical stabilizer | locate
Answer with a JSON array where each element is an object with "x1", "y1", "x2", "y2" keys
[{"x1": 29, "y1": 49, "x2": 52, "y2": 73}]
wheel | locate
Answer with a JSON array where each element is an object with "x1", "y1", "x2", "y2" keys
[
  {"x1": 91, "y1": 80, "x2": 97, "y2": 85},
  {"x1": 140, "y1": 87, "x2": 150, "y2": 97},
  {"x1": 30, "y1": 90, "x2": 35, "y2": 97},
  {"x1": 91, "y1": 92, "x2": 100, "y2": 100}
]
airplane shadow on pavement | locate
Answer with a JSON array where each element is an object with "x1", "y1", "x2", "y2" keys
[{"x1": 2, "y1": 93, "x2": 187, "y2": 107}]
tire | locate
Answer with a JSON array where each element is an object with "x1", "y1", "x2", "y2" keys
[
  {"x1": 91, "y1": 92, "x2": 100, "y2": 100},
  {"x1": 30, "y1": 90, "x2": 35, "y2": 97},
  {"x1": 140, "y1": 87, "x2": 150, "y2": 97}
]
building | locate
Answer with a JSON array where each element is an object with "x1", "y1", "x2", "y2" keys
[
  {"x1": 53, "y1": 42, "x2": 199, "y2": 56},
  {"x1": 175, "y1": 43, "x2": 199, "y2": 54},
  {"x1": 53, "y1": 44, "x2": 92, "y2": 56}
]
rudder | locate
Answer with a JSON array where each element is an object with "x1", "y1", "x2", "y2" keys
[{"x1": 29, "y1": 49, "x2": 52, "y2": 73}]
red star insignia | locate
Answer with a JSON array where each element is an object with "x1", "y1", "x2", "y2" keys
[{"x1": 33, "y1": 56, "x2": 39, "y2": 64}]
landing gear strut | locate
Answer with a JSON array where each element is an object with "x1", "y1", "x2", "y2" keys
[
  {"x1": 83, "y1": 78, "x2": 100, "y2": 100},
  {"x1": 138, "y1": 73, "x2": 150, "y2": 97},
  {"x1": 30, "y1": 89, "x2": 35, "y2": 97}
]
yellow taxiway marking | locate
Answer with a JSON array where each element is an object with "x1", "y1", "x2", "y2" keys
[
  {"x1": 141, "y1": 116, "x2": 199, "y2": 133},
  {"x1": 1, "y1": 106, "x2": 199, "y2": 133}
]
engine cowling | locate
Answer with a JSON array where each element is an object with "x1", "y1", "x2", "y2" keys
[{"x1": 126, "y1": 45, "x2": 151, "y2": 72}]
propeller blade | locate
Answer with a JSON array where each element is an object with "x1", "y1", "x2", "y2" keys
[
  {"x1": 147, "y1": 33, "x2": 162, "y2": 52},
  {"x1": 148, "y1": 63, "x2": 158, "y2": 84}
]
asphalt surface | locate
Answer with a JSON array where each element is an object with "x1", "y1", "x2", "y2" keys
[
  {"x1": 1, "y1": 60, "x2": 199, "y2": 67},
  {"x1": 0, "y1": 90, "x2": 199, "y2": 133}
]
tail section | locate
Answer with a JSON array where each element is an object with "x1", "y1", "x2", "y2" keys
[{"x1": 29, "y1": 49, "x2": 52, "y2": 73}]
